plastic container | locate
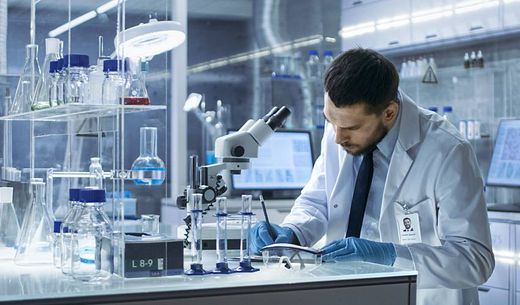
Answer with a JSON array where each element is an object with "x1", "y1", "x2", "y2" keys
[
  {"x1": 63, "y1": 54, "x2": 90, "y2": 104},
  {"x1": 0, "y1": 187, "x2": 19, "y2": 260},
  {"x1": 70, "y1": 189, "x2": 112, "y2": 281},
  {"x1": 101, "y1": 59, "x2": 126, "y2": 105}
]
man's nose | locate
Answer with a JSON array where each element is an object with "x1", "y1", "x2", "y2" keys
[{"x1": 335, "y1": 129, "x2": 349, "y2": 144}]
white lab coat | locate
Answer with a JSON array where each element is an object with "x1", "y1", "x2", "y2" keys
[{"x1": 282, "y1": 92, "x2": 495, "y2": 305}]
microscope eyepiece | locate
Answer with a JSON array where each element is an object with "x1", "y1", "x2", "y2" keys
[
  {"x1": 262, "y1": 107, "x2": 279, "y2": 122},
  {"x1": 266, "y1": 106, "x2": 291, "y2": 130}
]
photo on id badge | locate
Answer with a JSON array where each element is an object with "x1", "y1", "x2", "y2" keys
[{"x1": 397, "y1": 213, "x2": 422, "y2": 244}]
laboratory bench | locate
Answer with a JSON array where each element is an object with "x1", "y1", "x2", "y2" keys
[{"x1": 0, "y1": 255, "x2": 416, "y2": 305}]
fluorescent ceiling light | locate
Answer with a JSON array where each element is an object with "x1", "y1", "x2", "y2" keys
[
  {"x1": 411, "y1": 5, "x2": 453, "y2": 23},
  {"x1": 455, "y1": 0, "x2": 499, "y2": 14},
  {"x1": 96, "y1": 0, "x2": 120, "y2": 14},
  {"x1": 48, "y1": 0, "x2": 124, "y2": 37},
  {"x1": 504, "y1": 0, "x2": 520, "y2": 3},
  {"x1": 49, "y1": 10, "x2": 97, "y2": 37},
  {"x1": 376, "y1": 15, "x2": 410, "y2": 30},
  {"x1": 339, "y1": 22, "x2": 376, "y2": 38},
  {"x1": 188, "y1": 35, "x2": 325, "y2": 74},
  {"x1": 115, "y1": 19, "x2": 186, "y2": 58}
]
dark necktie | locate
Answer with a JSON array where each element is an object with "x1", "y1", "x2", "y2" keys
[{"x1": 346, "y1": 150, "x2": 374, "y2": 238}]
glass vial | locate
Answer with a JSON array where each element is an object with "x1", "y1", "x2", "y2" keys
[
  {"x1": 131, "y1": 127, "x2": 166, "y2": 185},
  {"x1": 15, "y1": 178, "x2": 54, "y2": 265},
  {"x1": 140, "y1": 214, "x2": 160, "y2": 236},
  {"x1": 71, "y1": 189, "x2": 112, "y2": 282},
  {"x1": 0, "y1": 187, "x2": 19, "y2": 260}
]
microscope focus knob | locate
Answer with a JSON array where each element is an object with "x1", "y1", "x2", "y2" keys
[{"x1": 231, "y1": 145, "x2": 245, "y2": 157}]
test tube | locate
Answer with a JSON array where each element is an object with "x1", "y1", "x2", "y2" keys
[
  {"x1": 185, "y1": 193, "x2": 208, "y2": 275},
  {"x1": 235, "y1": 194, "x2": 259, "y2": 272},
  {"x1": 212, "y1": 197, "x2": 232, "y2": 274}
]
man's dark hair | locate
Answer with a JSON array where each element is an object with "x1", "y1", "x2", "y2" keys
[{"x1": 324, "y1": 48, "x2": 399, "y2": 114}]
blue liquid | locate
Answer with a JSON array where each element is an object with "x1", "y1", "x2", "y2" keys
[{"x1": 131, "y1": 167, "x2": 166, "y2": 185}]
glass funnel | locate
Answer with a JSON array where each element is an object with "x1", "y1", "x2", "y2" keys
[
  {"x1": 0, "y1": 187, "x2": 19, "y2": 260},
  {"x1": 131, "y1": 127, "x2": 166, "y2": 185},
  {"x1": 15, "y1": 178, "x2": 54, "y2": 265},
  {"x1": 11, "y1": 44, "x2": 41, "y2": 114}
]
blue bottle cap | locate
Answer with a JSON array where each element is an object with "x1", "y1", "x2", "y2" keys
[
  {"x1": 69, "y1": 188, "x2": 81, "y2": 202},
  {"x1": 49, "y1": 60, "x2": 59, "y2": 73},
  {"x1": 57, "y1": 58, "x2": 64, "y2": 70},
  {"x1": 79, "y1": 189, "x2": 106, "y2": 203},
  {"x1": 443, "y1": 106, "x2": 453, "y2": 113},
  {"x1": 427, "y1": 106, "x2": 438, "y2": 113},
  {"x1": 103, "y1": 59, "x2": 127, "y2": 72},
  {"x1": 308, "y1": 50, "x2": 319, "y2": 56},
  {"x1": 63, "y1": 54, "x2": 90, "y2": 68},
  {"x1": 54, "y1": 220, "x2": 62, "y2": 233},
  {"x1": 323, "y1": 50, "x2": 333, "y2": 57}
]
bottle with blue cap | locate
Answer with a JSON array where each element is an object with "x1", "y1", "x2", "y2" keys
[
  {"x1": 306, "y1": 50, "x2": 320, "y2": 79},
  {"x1": 70, "y1": 188, "x2": 112, "y2": 281},
  {"x1": 63, "y1": 54, "x2": 90, "y2": 104},
  {"x1": 322, "y1": 50, "x2": 334, "y2": 76},
  {"x1": 442, "y1": 106, "x2": 455, "y2": 124},
  {"x1": 60, "y1": 188, "x2": 82, "y2": 275},
  {"x1": 101, "y1": 59, "x2": 127, "y2": 105}
]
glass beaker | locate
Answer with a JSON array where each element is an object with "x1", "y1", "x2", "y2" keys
[
  {"x1": 235, "y1": 194, "x2": 259, "y2": 272},
  {"x1": 123, "y1": 60, "x2": 150, "y2": 105},
  {"x1": 70, "y1": 189, "x2": 112, "y2": 282},
  {"x1": 140, "y1": 214, "x2": 160, "y2": 236},
  {"x1": 131, "y1": 127, "x2": 166, "y2": 185},
  {"x1": 11, "y1": 44, "x2": 41, "y2": 114},
  {"x1": 0, "y1": 187, "x2": 19, "y2": 260},
  {"x1": 15, "y1": 178, "x2": 54, "y2": 266}
]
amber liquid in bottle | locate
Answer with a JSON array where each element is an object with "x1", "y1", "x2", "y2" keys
[{"x1": 122, "y1": 97, "x2": 150, "y2": 105}]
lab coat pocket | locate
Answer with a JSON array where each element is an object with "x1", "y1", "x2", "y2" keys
[{"x1": 394, "y1": 198, "x2": 442, "y2": 246}]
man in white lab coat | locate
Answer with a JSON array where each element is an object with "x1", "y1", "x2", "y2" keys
[{"x1": 250, "y1": 48, "x2": 494, "y2": 305}]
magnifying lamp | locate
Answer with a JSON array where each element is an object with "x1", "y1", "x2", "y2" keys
[
  {"x1": 183, "y1": 93, "x2": 203, "y2": 112},
  {"x1": 115, "y1": 18, "x2": 186, "y2": 58}
]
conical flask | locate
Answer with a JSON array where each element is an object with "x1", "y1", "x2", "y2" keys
[
  {"x1": 0, "y1": 187, "x2": 19, "y2": 260},
  {"x1": 15, "y1": 178, "x2": 54, "y2": 265},
  {"x1": 10, "y1": 44, "x2": 41, "y2": 114},
  {"x1": 32, "y1": 38, "x2": 61, "y2": 110}
]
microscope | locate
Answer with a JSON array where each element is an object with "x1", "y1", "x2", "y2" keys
[{"x1": 177, "y1": 106, "x2": 291, "y2": 208}]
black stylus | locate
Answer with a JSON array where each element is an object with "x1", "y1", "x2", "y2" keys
[{"x1": 259, "y1": 195, "x2": 277, "y2": 240}]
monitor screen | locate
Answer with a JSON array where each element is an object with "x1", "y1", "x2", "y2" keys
[
  {"x1": 487, "y1": 119, "x2": 520, "y2": 186},
  {"x1": 231, "y1": 130, "x2": 314, "y2": 190}
]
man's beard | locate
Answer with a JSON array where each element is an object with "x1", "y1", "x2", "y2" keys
[{"x1": 344, "y1": 124, "x2": 389, "y2": 156}]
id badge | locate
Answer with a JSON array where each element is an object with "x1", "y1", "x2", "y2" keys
[{"x1": 395, "y1": 202, "x2": 422, "y2": 244}]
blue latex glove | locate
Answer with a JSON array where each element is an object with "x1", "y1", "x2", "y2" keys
[
  {"x1": 250, "y1": 221, "x2": 296, "y2": 255},
  {"x1": 320, "y1": 237, "x2": 396, "y2": 266}
]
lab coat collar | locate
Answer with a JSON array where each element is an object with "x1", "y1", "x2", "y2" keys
[{"x1": 396, "y1": 90, "x2": 421, "y2": 151}]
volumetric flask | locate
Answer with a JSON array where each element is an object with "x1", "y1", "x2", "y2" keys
[
  {"x1": 0, "y1": 187, "x2": 19, "y2": 260},
  {"x1": 15, "y1": 178, "x2": 54, "y2": 265},
  {"x1": 131, "y1": 127, "x2": 166, "y2": 185}
]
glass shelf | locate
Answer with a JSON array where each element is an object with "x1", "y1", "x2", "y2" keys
[{"x1": 0, "y1": 104, "x2": 167, "y2": 122}]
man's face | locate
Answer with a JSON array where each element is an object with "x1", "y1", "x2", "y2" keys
[
  {"x1": 323, "y1": 93, "x2": 398, "y2": 156},
  {"x1": 403, "y1": 218, "x2": 411, "y2": 229}
]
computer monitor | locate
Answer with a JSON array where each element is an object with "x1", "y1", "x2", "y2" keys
[
  {"x1": 231, "y1": 130, "x2": 314, "y2": 195},
  {"x1": 487, "y1": 119, "x2": 520, "y2": 187}
]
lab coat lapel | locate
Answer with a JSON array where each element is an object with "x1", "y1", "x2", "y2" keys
[
  {"x1": 380, "y1": 93, "x2": 421, "y2": 234},
  {"x1": 327, "y1": 148, "x2": 354, "y2": 242}
]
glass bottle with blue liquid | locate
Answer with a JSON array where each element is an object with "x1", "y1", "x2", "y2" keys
[{"x1": 131, "y1": 127, "x2": 165, "y2": 185}]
